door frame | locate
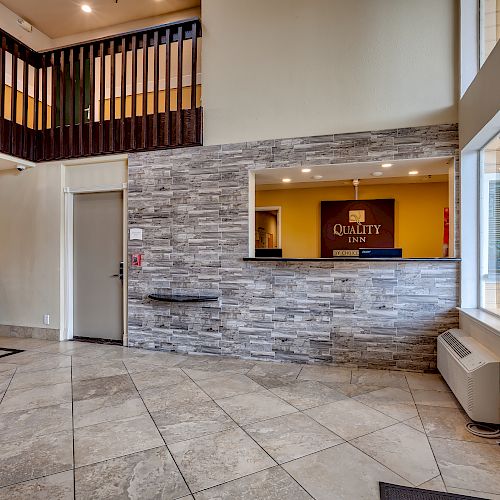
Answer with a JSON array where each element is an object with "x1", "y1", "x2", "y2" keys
[{"x1": 63, "y1": 183, "x2": 128, "y2": 344}]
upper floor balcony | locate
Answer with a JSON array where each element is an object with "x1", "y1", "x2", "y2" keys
[{"x1": 0, "y1": 17, "x2": 201, "y2": 162}]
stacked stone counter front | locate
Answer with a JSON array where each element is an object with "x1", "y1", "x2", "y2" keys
[{"x1": 128, "y1": 124, "x2": 460, "y2": 371}]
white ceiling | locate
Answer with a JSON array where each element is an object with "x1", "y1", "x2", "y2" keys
[
  {"x1": 255, "y1": 157, "x2": 453, "y2": 190},
  {"x1": 1, "y1": 0, "x2": 200, "y2": 38}
]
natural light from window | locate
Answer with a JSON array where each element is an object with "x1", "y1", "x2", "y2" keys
[{"x1": 480, "y1": 0, "x2": 500, "y2": 65}]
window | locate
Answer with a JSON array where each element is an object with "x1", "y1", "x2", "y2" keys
[
  {"x1": 480, "y1": 0, "x2": 500, "y2": 65},
  {"x1": 479, "y1": 134, "x2": 500, "y2": 315}
]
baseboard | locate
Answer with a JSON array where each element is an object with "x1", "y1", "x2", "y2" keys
[{"x1": 0, "y1": 324, "x2": 60, "y2": 341}]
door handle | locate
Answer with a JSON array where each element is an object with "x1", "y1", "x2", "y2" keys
[{"x1": 111, "y1": 261, "x2": 124, "y2": 280}]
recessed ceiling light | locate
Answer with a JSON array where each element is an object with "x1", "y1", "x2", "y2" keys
[
  {"x1": 408, "y1": 170, "x2": 419, "y2": 175},
  {"x1": 81, "y1": 4, "x2": 92, "y2": 13},
  {"x1": 381, "y1": 163, "x2": 393, "y2": 168},
  {"x1": 301, "y1": 168, "x2": 311, "y2": 173},
  {"x1": 372, "y1": 171, "x2": 383, "y2": 177},
  {"x1": 282, "y1": 178, "x2": 291, "y2": 183},
  {"x1": 312, "y1": 175, "x2": 323, "y2": 180}
]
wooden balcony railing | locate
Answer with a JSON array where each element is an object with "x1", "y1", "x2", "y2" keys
[{"x1": 0, "y1": 18, "x2": 202, "y2": 163}]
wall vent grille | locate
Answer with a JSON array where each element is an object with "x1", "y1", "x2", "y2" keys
[{"x1": 441, "y1": 331, "x2": 472, "y2": 358}]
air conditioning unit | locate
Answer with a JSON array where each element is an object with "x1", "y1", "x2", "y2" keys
[{"x1": 437, "y1": 329, "x2": 500, "y2": 424}]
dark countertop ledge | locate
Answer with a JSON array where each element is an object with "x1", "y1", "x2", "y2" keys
[{"x1": 244, "y1": 257, "x2": 461, "y2": 263}]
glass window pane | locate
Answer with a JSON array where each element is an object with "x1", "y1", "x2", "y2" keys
[
  {"x1": 480, "y1": 0, "x2": 500, "y2": 65},
  {"x1": 480, "y1": 134, "x2": 500, "y2": 314}
]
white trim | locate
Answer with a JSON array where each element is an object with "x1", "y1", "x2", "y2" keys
[
  {"x1": 255, "y1": 206, "x2": 282, "y2": 249},
  {"x1": 248, "y1": 171, "x2": 256, "y2": 258},
  {"x1": 63, "y1": 183, "x2": 127, "y2": 345}
]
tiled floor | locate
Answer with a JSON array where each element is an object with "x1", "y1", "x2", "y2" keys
[{"x1": 0, "y1": 336, "x2": 499, "y2": 500}]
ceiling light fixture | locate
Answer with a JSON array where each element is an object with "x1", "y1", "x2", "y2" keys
[
  {"x1": 371, "y1": 171, "x2": 383, "y2": 177},
  {"x1": 381, "y1": 163, "x2": 393, "y2": 168},
  {"x1": 282, "y1": 178, "x2": 291, "y2": 183},
  {"x1": 81, "y1": 4, "x2": 92, "y2": 13},
  {"x1": 312, "y1": 175, "x2": 323, "y2": 180},
  {"x1": 301, "y1": 168, "x2": 311, "y2": 173},
  {"x1": 408, "y1": 170, "x2": 419, "y2": 175}
]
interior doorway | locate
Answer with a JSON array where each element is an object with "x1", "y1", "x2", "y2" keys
[{"x1": 73, "y1": 191, "x2": 124, "y2": 342}]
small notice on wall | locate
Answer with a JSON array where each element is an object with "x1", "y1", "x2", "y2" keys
[
  {"x1": 321, "y1": 199, "x2": 395, "y2": 258},
  {"x1": 130, "y1": 228, "x2": 143, "y2": 240},
  {"x1": 131, "y1": 254, "x2": 142, "y2": 267}
]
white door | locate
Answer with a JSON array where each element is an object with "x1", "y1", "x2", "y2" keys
[{"x1": 73, "y1": 191, "x2": 123, "y2": 341}]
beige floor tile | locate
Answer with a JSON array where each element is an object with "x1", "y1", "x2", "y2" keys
[
  {"x1": 9, "y1": 367, "x2": 71, "y2": 391},
  {"x1": 0, "y1": 382, "x2": 72, "y2": 413},
  {"x1": 152, "y1": 400, "x2": 237, "y2": 444},
  {"x1": 351, "y1": 423, "x2": 439, "y2": 486},
  {"x1": 130, "y1": 367, "x2": 189, "y2": 391},
  {"x1": 283, "y1": 442, "x2": 409, "y2": 500},
  {"x1": 353, "y1": 387, "x2": 417, "y2": 421},
  {"x1": 405, "y1": 373, "x2": 450, "y2": 392},
  {"x1": 194, "y1": 466, "x2": 312, "y2": 500},
  {"x1": 447, "y1": 488, "x2": 500, "y2": 499},
  {"x1": 304, "y1": 398, "x2": 397, "y2": 440},
  {"x1": 270, "y1": 380, "x2": 347, "y2": 410},
  {"x1": 0, "y1": 403, "x2": 72, "y2": 443},
  {"x1": 195, "y1": 373, "x2": 262, "y2": 399},
  {"x1": 418, "y1": 475, "x2": 447, "y2": 491},
  {"x1": 243, "y1": 412, "x2": 343, "y2": 463},
  {"x1": 72, "y1": 374, "x2": 136, "y2": 401},
  {"x1": 75, "y1": 446, "x2": 189, "y2": 500},
  {"x1": 411, "y1": 389, "x2": 461, "y2": 409},
  {"x1": 246, "y1": 362, "x2": 302, "y2": 389},
  {"x1": 72, "y1": 360, "x2": 128, "y2": 381},
  {"x1": 74, "y1": 414, "x2": 164, "y2": 467},
  {"x1": 169, "y1": 427, "x2": 275, "y2": 492},
  {"x1": 140, "y1": 379, "x2": 211, "y2": 412},
  {"x1": 325, "y1": 382, "x2": 383, "y2": 397},
  {"x1": 73, "y1": 391, "x2": 147, "y2": 428},
  {"x1": 418, "y1": 405, "x2": 496, "y2": 444},
  {"x1": 15, "y1": 355, "x2": 72, "y2": 373},
  {"x1": 351, "y1": 369, "x2": 409, "y2": 389},
  {"x1": 297, "y1": 365, "x2": 351, "y2": 384},
  {"x1": 0, "y1": 363, "x2": 16, "y2": 374},
  {"x1": 0, "y1": 430, "x2": 73, "y2": 487},
  {"x1": 124, "y1": 355, "x2": 186, "y2": 373},
  {"x1": 430, "y1": 437, "x2": 500, "y2": 494},
  {"x1": 0, "y1": 470, "x2": 73, "y2": 500},
  {"x1": 403, "y1": 416, "x2": 425, "y2": 433},
  {"x1": 215, "y1": 390, "x2": 297, "y2": 425}
]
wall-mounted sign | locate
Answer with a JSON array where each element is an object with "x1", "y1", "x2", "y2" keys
[
  {"x1": 321, "y1": 199, "x2": 395, "y2": 257},
  {"x1": 130, "y1": 228, "x2": 143, "y2": 240},
  {"x1": 131, "y1": 254, "x2": 142, "y2": 267}
]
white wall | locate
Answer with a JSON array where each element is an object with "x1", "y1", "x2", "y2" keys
[
  {"x1": 202, "y1": 0, "x2": 458, "y2": 145},
  {"x1": 0, "y1": 164, "x2": 62, "y2": 329}
]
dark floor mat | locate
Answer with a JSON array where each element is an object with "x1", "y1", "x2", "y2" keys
[
  {"x1": 0, "y1": 348, "x2": 24, "y2": 358},
  {"x1": 380, "y1": 483, "x2": 486, "y2": 500},
  {"x1": 73, "y1": 336, "x2": 123, "y2": 346}
]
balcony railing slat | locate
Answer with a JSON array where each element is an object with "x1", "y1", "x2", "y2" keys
[
  {"x1": 176, "y1": 26, "x2": 183, "y2": 146},
  {"x1": 11, "y1": 43, "x2": 18, "y2": 155},
  {"x1": 165, "y1": 28, "x2": 171, "y2": 146},
  {"x1": 0, "y1": 18, "x2": 202, "y2": 162},
  {"x1": 141, "y1": 32, "x2": 148, "y2": 150},
  {"x1": 120, "y1": 36, "x2": 126, "y2": 151},
  {"x1": 131, "y1": 35, "x2": 137, "y2": 150}
]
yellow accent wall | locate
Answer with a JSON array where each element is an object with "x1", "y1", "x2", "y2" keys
[{"x1": 256, "y1": 182, "x2": 449, "y2": 258}]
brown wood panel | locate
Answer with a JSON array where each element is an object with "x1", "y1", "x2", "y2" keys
[
  {"x1": 99, "y1": 41, "x2": 105, "y2": 153},
  {"x1": 164, "y1": 28, "x2": 171, "y2": 146},
  {"x1": 78, "y1": 46, "x2": 84, "y2": 155},
  {"x1": 120, "y1": 36, "x2": 127, "y2": 150},
  {"x1": 41, "y1": 54, "x2": 47, "y2": 158},
  {"x1": 152, "y1": 30, "x2": 159, "y2": 147},
  {"x1": 11, "y1": 43, "x2": 18, "y2": 155},
  {"x1": 141, "y1": 32, "x2": 148, "y2": 149},
  {"x1": 22, "y1": 59, "x2": 29, "y2": 157},
  {"x1": 131, "y1": 35, "x2": 137, "y2": 150},
  {"x1": 89, "y1": 44, "x2": 95, "y2": 155},
  {"x1": 109, "y1": 40, "x2": 115, "y2": 152},
  {"x1": 50, "y1": 52, "x2": 57, "y2": 159},
  {"x1": 69, "y1": 48, "x2": 75, "y2": 156},
  {"x1": 59, "y1": 50, "x2": 65, "y2": 159},
  {"x1": 190, "y1": 21, "x2": 198, "y2": 143},
  {"x1": 176, "y1": 26, "x2": 183, "y2": 145}
]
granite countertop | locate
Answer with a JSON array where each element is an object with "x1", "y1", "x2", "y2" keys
[{"x1": 244, "y1": 257, "x2": 461, "y2": 262}]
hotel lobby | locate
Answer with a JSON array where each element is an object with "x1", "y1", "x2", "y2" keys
[{"x1": 0, "y1": 0, "x2": 499, "y2": 499}]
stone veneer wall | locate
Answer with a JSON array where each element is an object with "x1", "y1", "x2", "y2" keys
[{"x1": 128, "y1": 124, "x2": 460, "y2": 371}]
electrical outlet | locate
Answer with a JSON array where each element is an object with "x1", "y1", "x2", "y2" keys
[{"x1": 43, "y1": 314, "x2": 50, "y2": 325}]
